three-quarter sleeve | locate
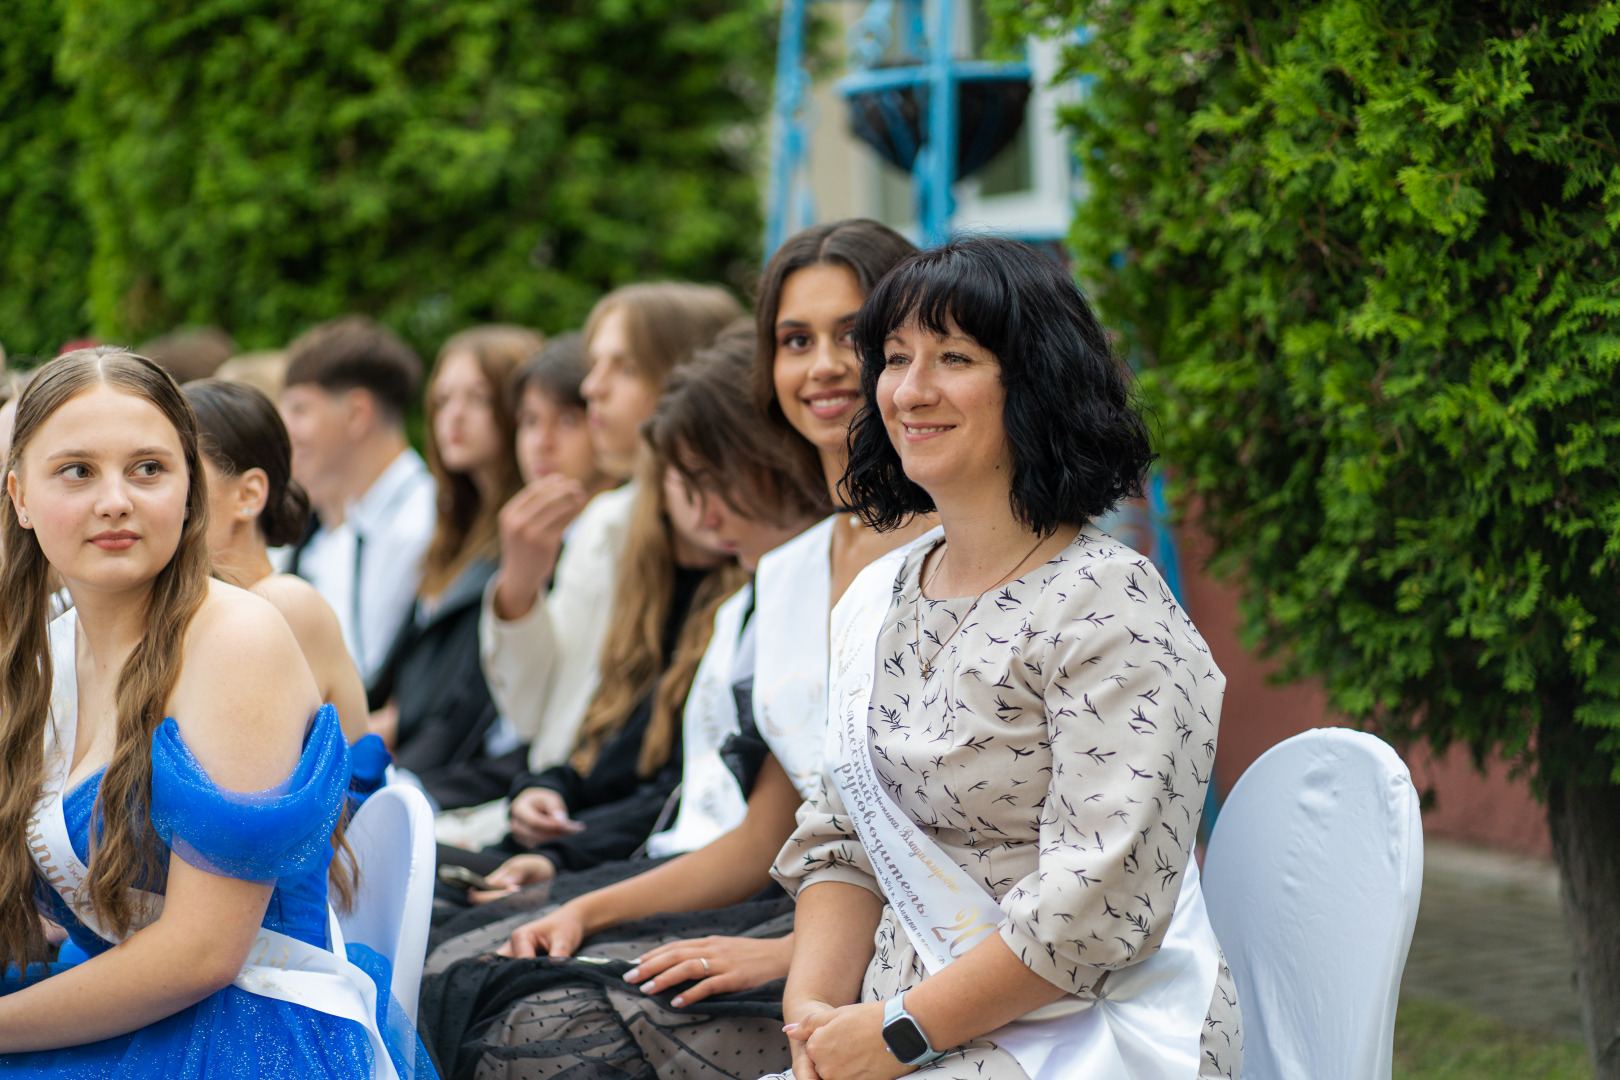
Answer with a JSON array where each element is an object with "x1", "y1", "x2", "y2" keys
[
  {"x1": 770, "y1": 771, "x2": 883, "y2": 900},
  {"x1": 149, "y1": 703, "x2": 350, "y2": 882},
  {"x1": 996, "y1": 558, "x2": 1223, "y2": 995}
]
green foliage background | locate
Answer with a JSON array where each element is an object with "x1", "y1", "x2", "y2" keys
[
  {"x1": 0, "y1": 1, "x2": 93, "y2": 359},
  {"x1": 991, "y1": 1, "x2": 1620, "y2": 783},
  {"x1": 1, "y1": 0, "x2": 776, "y2": 360}
]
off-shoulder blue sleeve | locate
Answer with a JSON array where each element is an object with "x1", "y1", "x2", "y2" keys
[
  {"x1": 349, "y1": 734, "x2": 391, "y2": 796},
  {"x1": 150, "y1": 703, "x2": 351, "y2": 882}
]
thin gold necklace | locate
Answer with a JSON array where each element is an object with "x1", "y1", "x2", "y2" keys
[{"x1": 914, "y1": 535, "x2": 1045, "y2": 681}]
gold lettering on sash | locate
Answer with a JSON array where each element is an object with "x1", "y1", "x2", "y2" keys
[
  {"x1": 929, "y1": 906, "x2": 997, "y2": 957},
  {"x1": 27, "y1": 799, "x2": 76, "y2": 898}
]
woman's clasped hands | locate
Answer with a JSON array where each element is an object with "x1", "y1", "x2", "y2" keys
[{"x1": 785, "y1": 1000, "x2": 914, "y2": 1080}]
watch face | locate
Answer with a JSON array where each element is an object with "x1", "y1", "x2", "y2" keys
[{"x1": 882, "y1": 1016, "x2": 931, "y2": 1063}]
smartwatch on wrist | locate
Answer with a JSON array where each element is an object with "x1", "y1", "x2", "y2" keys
[{"x1": 881, "y1": 992, "x2": 946, "y2": 1067}]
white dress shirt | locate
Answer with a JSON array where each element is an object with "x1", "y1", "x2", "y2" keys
[{"x1": 296, "y1": 448, "x2": 438, "y2": 682}]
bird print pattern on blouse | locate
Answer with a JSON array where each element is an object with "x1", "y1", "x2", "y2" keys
[{"x1": 771, "y1": 524, "x2": 1242, "y2": 1078}]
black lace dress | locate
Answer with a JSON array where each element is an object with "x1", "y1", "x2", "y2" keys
[{"x1": 417, "y1": 635, "x2": 796, "y2": 1080}]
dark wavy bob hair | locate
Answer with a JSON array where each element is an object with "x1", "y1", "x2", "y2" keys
[{"x1": 842, "y1": 236, "x2": 1155, "y2": 535}]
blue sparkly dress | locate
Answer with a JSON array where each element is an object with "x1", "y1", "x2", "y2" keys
[{"x1": 1, "y1": 609, "x2": 437, "y2": 1078}]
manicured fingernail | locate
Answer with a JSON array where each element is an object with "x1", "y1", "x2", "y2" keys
[
  {"x1": 782, "y1": 1023, "x2": 798, "y2": 1033},
  {"x1": 671, "y1": 995, "x2": 685, "y2": 1007},
  {"x1": 640, "y1": 981, "x2": 656, "y2": 993},
  {"x1": 623, "y1": 968, "x2": 641, "y2": 982}
]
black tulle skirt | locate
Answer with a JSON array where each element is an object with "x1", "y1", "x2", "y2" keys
[{"x1": 419, "y1": 858, "x2": 794, "y2": 1080}]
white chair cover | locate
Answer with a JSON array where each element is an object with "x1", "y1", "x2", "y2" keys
[
  {"x1": 1202, "y1": 728, "x2": 1423, "y2": 1080},
  {"x1": 338, "y1": 783, "x2": 437, "y2": 1026}
]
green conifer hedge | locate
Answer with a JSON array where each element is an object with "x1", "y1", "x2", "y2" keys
[
  {"x1": 1, "y1": 0, "x2": 775, "y2": 359},
  {"x1": 991, "y1": 1, "x2": 1620, "y2": 1068},
  {"x1": 0, "y1": 0, "x2": 92, "y2": 359}
]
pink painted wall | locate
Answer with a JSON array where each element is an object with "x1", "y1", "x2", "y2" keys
[{"x1": 1175, "y1": 527, "x2": 1550, "y2": 857}]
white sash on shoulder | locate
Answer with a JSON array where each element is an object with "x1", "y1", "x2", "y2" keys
[
  {"x1": 646, "y1": 585, "x2": 753, "y2": 857},
  {"x1": 648, "y1": 515, "x2": 841, "y2": 856},
  {"x1": 26, "y1": 610, "x2": 402, "y2": 1080},
  {"x1": 753, "y1": 516, "x2": 835, "y2": 798},
  {"x1": 823, "y1": 541, "x2": 1220, "y2": 1080}
]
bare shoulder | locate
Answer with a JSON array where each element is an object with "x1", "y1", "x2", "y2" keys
[
  {"x1": 252, "y1": 573, "x2": 343, "y2": 645},
  {"x1": 170, "y1": 581, "x2": 321, "y2": 788},
  {"x1": 186, "y1": 578, "x2": 305, "y2": 667}
]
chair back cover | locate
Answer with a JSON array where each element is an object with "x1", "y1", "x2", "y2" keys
[
  {"x1": 338, "y1": 783, "x2": 436, "y2": 1026},
  {"x1": 1202, "y1": 727, "x2": 1423, "y2": 1080}
]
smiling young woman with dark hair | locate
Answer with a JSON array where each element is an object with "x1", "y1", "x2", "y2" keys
[{"x1": 771, "y1": 237, "x2": 1242, "y2": 1080}]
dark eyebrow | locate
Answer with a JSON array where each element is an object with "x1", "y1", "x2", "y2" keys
[
  {"x1": 45, "y1": 446, "x2": 178, "y2": 463},
  {"x1": 776, "y1": 311, "x2": 861, "y2": 330}
]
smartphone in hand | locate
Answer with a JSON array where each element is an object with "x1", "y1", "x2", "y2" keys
[{"x1": 438, "y1": 864, "x2": 496, "y2": 892}]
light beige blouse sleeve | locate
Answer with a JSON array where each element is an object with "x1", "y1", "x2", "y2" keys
[
  {"x1": 770, "y1": 770, "x2": 884, "y2": 900},
  {"x1": 996, "y1": 556, "x2": 1223, "y2": 994}
]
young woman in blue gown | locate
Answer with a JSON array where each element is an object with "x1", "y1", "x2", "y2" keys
[{"x1": 0, "y1": 347, "x2": 434, "y2": 1078}]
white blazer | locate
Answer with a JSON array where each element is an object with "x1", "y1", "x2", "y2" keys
[{"x1": 478, "y1": 483, "x2": 636, "y2": 772}]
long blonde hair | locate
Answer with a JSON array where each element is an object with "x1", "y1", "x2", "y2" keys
[
  {"x1": 569, "y1": 450, "x2": 748, "y2": 778},
  {"x1": 419, "y1": 325, "x2": 539, "y2": 598},
  {"x1": 0, "y1": 350, "x2": 347, "y2": 969}
]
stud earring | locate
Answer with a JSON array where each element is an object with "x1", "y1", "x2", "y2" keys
[{"x1": 18, "y1": 513, "x2": 27, "y2": 525}]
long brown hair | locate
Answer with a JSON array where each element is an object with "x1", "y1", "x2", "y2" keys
[
  {"x1": 0, "y1": 350, "x2": 212, "y2": 965},
  {"x1": 648, "y1": 320, "x2": 831, "y2": 524},
  {"x1": 752, "y1": 220, "x2": 918, "y2": 497},
  {"x1": 569, "y1": 449, "x2": 748, "y2": 778},
  {"x1": 567, "y1": 284, "x2": 743, "y2": 776},
  {"x1": 0, "y1": 351, "x2": 354, "y2": 970},
  {"x1": 419, "y1": 325, "x2": 539, "y2": 598},
  {"x1": 583, "y1": 283, "x2": 742, "y2": 393}
]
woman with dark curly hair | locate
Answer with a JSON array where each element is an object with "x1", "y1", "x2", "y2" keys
[{"x1": 769, "y1": 237, "x2": 1243, "y2": 1080}]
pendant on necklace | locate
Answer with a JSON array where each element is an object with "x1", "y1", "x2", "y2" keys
[{"x1": 920, "y1": 659, "x2": 933, "y2": 680}]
